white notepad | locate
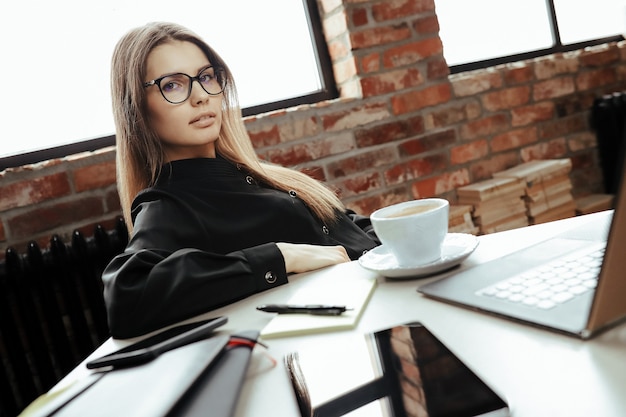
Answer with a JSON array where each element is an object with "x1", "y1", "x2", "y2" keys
[{"x1": 260, "y1": 263, "x2": 379, "y2": 339}]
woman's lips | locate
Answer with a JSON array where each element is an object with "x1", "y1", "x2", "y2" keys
[{"x1": 190, "y1": 113, "x2": 215, "y2": 127}]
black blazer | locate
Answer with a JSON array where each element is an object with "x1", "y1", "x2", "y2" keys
[{"x1": 102, "y1": 157, "x2": 380, "y2": 338}]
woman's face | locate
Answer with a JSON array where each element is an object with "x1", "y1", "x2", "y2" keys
[{"x1": 144, "y1": 40, "x2": 223, "y2": 161}]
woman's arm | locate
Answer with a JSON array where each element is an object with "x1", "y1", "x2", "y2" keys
[
  {"x1": 103, "y1": 199, "x2": 354, "y2": 338},
  {"x1": 102, "y1": 242, "x2": 287, "y2": 339}
]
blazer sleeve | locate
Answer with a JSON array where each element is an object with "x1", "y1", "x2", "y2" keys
[
  {"x1": 345, "y1": 209, "x2": 380, "y2": 244},
  {"x1": 101, "y1": 200, "x2": 288, "y2": 339}
]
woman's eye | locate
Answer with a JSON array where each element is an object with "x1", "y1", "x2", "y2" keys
[
  {"x1": 161, "y1": 77, "x2": 185, "y2": 92},
  {"x1": 199, "y1": 68, "x2": 215, "y2": 83}
]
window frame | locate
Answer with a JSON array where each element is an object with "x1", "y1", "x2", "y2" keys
[
  {"x1": 3, "y1": 0, "x2": 624, "y2": 171},
  {"x1": 0, "y1": 0, "x2": 337, "y2": 171},
  {"x1": 448, "y1": 0, "x2": 624, "y2": 74}
]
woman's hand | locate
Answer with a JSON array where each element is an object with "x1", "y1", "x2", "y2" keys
[{"x1": 276, "y1": 243, "x2": 350, "y2": 274}]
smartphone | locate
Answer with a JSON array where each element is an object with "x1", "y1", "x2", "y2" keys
[{"x1": 86, "y1": 316, "x2": 228, "y2": 369}]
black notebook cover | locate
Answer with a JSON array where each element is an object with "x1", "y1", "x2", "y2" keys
[{"x1": 20, "y1": 326, "x2": 259, "y2": 417}]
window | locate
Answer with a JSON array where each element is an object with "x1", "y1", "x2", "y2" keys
[
  {"x1": 436, "y1": 0, "x2": 625, "y2": 71},
  {"x1": 0, "y1": 0, "x2": 335, "y2": 169}
]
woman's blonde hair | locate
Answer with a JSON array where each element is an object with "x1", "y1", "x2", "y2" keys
[{"x1": 111, "y1": 22, "x2": 344, "y2": 231}]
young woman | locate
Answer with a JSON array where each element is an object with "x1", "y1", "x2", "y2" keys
[{"x1": 104, "y1": 22, "x2": 380, "y2": 338}]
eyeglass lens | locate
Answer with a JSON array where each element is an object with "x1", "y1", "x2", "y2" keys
[{"x1": 159, "y1": 67, "x2": 225, "y2": 103}]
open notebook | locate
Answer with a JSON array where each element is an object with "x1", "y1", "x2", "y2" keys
[{"x1": 260, "y1": 262, "x2": 378, "y2": 339}]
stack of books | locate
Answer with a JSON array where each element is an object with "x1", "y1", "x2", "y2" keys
[
  {"x1": 493, "y1": 159, "x2": 575, "y2": 225},
  {"x1": 575, "y1": 193, "x2": 615, "y2": 215},
  {"x1": 448, "y1": 205, "x2": 479, "y2": 235},
  {"x1": 457, "y1": 177, "x2": 528, "y2": 234}
]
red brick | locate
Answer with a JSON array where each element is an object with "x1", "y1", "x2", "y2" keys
[
  {"x1": 451, "y1": 72, "x2": 502, "y2": 97},
  {"x1": 350, "y1": 24, "x2": 412, "y2": 50},
  {"x1": 73, "y1": 160, "x2": 117, "y2": 192},
  {"x1": 336, "y1": 172, "x2": 382, "y2": 197},
  {"x1": 481, "y1": 86, "x2": 530, "y2": 112},
  {"x1": 425, "y1": 102, "x2": 481, "y2": 129},
  {"x1": 301, "y1": 165, "x2": 326, "y2": 182},
  {"x1": 278, "y1": 117, "x2": 320, "y2": 143},
  {"x1": 355, "y1": 117, "x2": 422, "y2": 147},
  {"x1": 267, "y1": 133, "x2": 355, "y2": 166},
  {"x1": 8, "y1": 197, "x2": 105, "y2": 240},
  {"x1": 567, "y1": 132, "x2": 598, "y2": 152},
  {"x1": 534, "y1": 56, "x2": 579, "y2": 80},
  {"x1": 361, "y1": 68, "x2": 423, "y2": 97},
  {"x1": 327, "y1": 148, "x2": 397, "y2": 179},
  {"x1": 348, "y1": 189, "x2": 411, "y2": 216},
  {"x1": 579, "y1": 46, "x2": 621, "y2": 68},
  {"x1": 569, "y1": 152, "x2": 597, "y2": 171},
  {"x1": 503, "y1": 64, "x2": 533, "y2": 85},
  {"x1": 247, "y1": 125, "x2": 281, "y2": 148},
  {"x1": 412, "y1": 169, "x2": 470, "y2": 198},
  {"x1": 491, "y1": 127, "x2": 538, "y2": 152},
  {"x1": 384, "y1": 153, "x2": 447, "y2": 185},
  {"x1": 391, "y1": 83, "x2": 452, "y2": 115},
  {"x1": 106, "y1": 189, "x2": 122, "y2": 213},
  {"x1": 413, "y1": 14, "x2": 439, "y2": 35},
  {"x1": 521, "y1": 138, "x2": 568, "y2": 161},
  {"x1": 511, "y1": 102, "x2": 555, "y2": 127},
  {"x1": 554, "y1": 94, "x2": 596, "y2": 117},
  {"x1": 360, "y1": 53, "x2": 381, "y2": 73},
  {"x1": 533, "y1": 77, "x2": 575, "y2": 101},
  {"x1": 459, "y1": 114, "x2": 509, "y2": 140},
  {"x1": 382, "y1": 38, "x2": 443, "y2": 68},
  {"x1": 427, "y1": 57, "x2": 450, "y2": 80},
  {"x1": 576, "y1": 68, "x2": 617, "y2": 91},
  {"x1": 470, "y1": 152, "x2": 520, "y2": 181},
  {"x1": 539, "y1": 114, "x2": 587, "y2": 140},
  {"x1": 322, "y1": 102, "x2": 390, "y2": 131},
  {"x1": 0, "y1": 172, "x2": 71, "y2": 211},
  {"x1": 371, "y1": 0, "x2": 435, "y2": 22},
  {"x1": 351, "y1": 7, "x2": 368, "y2": 26},
  {"x1": 450, "y1": 139, "x2": 489, "y2": 164},
  {"x1": 398, "y1": 128, "x2": 455, "y2": 156}
]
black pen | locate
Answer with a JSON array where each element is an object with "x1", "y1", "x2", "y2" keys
[{"x1": 256, "y1": 304, "x2": 352, "y2": 316}]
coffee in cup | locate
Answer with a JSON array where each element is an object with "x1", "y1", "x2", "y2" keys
[{"x1": 370, "y1": 198, "x2": 449, "y2": 266}]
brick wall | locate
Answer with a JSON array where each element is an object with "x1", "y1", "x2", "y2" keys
[{"x1": 2, "y1": 0, "x2": 626, "y2": 257}]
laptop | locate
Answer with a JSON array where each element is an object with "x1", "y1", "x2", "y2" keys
[{"x1": 418, "y1": 167, "x2": 626, "y2": 340}]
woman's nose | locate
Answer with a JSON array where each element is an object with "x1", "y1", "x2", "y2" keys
[{"x1": 189, "y1": 79, "x2": 210, "y2": 105}]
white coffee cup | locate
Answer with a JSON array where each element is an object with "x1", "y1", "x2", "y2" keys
[{"x1": 370, "y1": 198, "x2": 449, "y2": 267}]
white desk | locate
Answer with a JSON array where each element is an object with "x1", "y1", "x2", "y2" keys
[{"x1": 56, "y1": 211, "x2": 626, "y2": 417}]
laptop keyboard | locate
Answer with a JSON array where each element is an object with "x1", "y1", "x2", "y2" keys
[{"x1": 476, "y1": 243, "x2": 606, "y2": 310}]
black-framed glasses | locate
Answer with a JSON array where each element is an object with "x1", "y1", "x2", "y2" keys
[{"x1": 143, "y1": 66, "x2": 226, "y2": 104}]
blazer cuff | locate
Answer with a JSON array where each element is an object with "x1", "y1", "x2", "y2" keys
[{"x1": 242, "y1": 243, "x2": 288, "y2": 291}]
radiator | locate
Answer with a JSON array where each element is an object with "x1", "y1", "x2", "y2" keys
[
  {"x1": 591, "y1": 92, "x2": 626, "y2": 194},
  {"x1": 0, "y1": 217, "x2": 128, "y2": 417}
]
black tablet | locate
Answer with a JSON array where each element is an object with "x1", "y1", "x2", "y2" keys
[{"x1": 286, "y1": 321, "x2": 509, "y2": 417}]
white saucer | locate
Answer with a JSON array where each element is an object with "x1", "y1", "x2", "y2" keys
[{"x1": 358, "y1": 233, "x2": 479, "y2": 279}]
